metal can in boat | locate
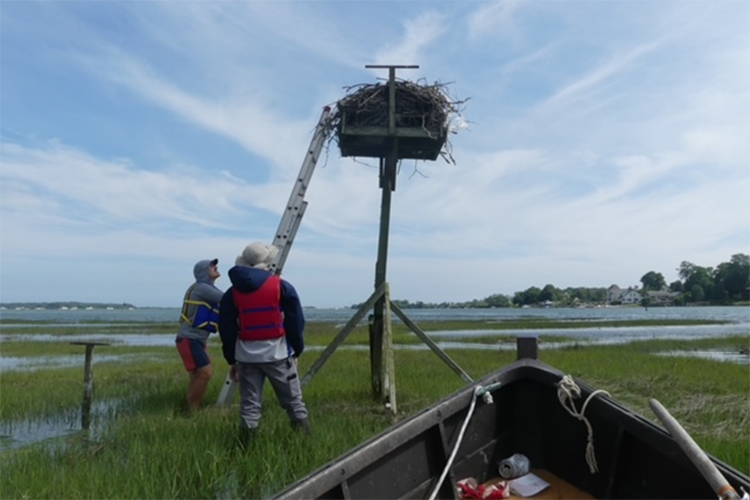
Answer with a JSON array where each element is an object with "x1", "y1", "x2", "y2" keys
[{"x1": 498, "y1": 453, "x2": 530, "y2": 479}]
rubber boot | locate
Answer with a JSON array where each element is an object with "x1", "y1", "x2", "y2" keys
[{"x1": 291, "y1": 417, "x2": 312, "y2": 435}]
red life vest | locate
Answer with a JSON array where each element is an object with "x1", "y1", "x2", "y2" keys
[{"x1": 233, "y1": 275, "x2": 285, "y2": 341}]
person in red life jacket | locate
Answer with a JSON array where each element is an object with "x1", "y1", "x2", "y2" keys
[
  {"x1": 176, "y1": 258, "x2": 223, "y2": 411},
  {"x1": 219, "y1": 241, "x2": 310, "y2": 442}
]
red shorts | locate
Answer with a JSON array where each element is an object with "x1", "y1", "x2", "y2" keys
[{"x1": 176, "y1": 338, "x2": 211, "y2": 371}]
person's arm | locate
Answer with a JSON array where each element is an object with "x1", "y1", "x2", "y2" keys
[
  {"x1": 280, "y1": 280, "x2": 305, "y2": 357},
  {"x1": 195, "y1": 282, "x2": 224, "y2": 305},
  {"x1": 206, "y1": 285, "x2": 225, "y2": 305},
  {"x1": 218, "y1": 288, "x2": 238, "y2": 364}
]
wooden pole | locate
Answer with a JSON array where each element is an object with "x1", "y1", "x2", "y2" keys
[
  {"x1": 71, "y1": 342, "x2": 109, "y2": 430},
  {"x1": 363, "y1": 64, "x2": 417, "y2": 401},
  {"x1": 382, "y1": 283, "x2": 397, "y2": 419},
  {"x1": 650, "y1": 398, "x2": 740, "y2": 500},
  {"x1": 371, "y1": 71, "x2": 399, "y2": 399},
  {"x1": 371, "y1": 147, "x2": 397, "y2": 398},
  {"x1": 517, "y1": 335, "x2": 539, "y2": 360}
]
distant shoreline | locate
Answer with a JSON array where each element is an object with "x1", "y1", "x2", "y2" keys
[{"x1": 0, "y1": 302, "x2": 138, "y2": 311}]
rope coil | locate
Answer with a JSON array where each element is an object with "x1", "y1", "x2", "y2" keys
[{"x1": 557, "y1": 374, "x2": 610, "y2": 474}]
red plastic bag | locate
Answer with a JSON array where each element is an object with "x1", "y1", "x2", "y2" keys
[{"x1": 457, "y1": 478, "x2": 510, "y2": 499}]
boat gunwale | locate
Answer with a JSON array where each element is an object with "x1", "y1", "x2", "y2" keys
[{"x1": 273, "y1": 358, "x2": 750, "y2": 499}]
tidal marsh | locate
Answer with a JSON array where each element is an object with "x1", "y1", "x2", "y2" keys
[{"x1": 1, "y1": 319, "x2": 748, "y2": 499}]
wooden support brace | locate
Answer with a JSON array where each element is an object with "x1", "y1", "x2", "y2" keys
[
  {"x1": 389, "y1": 302, "x2": 473, "y2": 385},
  {"x1": 301, "y1": 282, "x2": 386, "y2": 389}
]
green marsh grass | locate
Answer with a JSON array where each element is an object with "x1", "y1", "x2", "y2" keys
[
  {"x1": 1, "y1": 323, "x2": 748, "y2": 498},
  {"x1": 300, "y1": 318, "x2": 724, "y2": 345}
]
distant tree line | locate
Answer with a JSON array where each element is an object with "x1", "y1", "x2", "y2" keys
[
  {"x1": 352, "y1": 253, "x2": 750, "y2": 309},
  {"x1": 670, "y1": 253, "x2": 750, "y2": 305},
  {"x1": 0, "y1": 301, "x2": 137, "y2": 310}
]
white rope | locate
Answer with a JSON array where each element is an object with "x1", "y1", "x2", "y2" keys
[
  {"x1": 557, "y1": 374, "x2": 610, "y2": 474},
  {"x1": 428, "y1": 383, "x2": 501, "y2": 500}
]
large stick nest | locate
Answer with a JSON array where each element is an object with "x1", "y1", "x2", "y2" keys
[
  {"x1": 331, "y1": 79, "x2": 467, "y2": 162},
  {"x1": 336, "y1": 80, "x2": 455, "y2": 130}
]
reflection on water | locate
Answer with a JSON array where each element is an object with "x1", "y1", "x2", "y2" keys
[
  {"x1": 0, "y1": 416, "x2": 80, "y2": 450},
  {"x1": 654, "y1": 350, "x2": 750, "y2": 364},
  {"x1": 0, "y1": 398, "x2": 125, "y2": 451},
  {"x1": 1, "y1": 353, "x2": 169, "y2": 373},
  {"x1": 0, "y1": 333, "x2": 178, "y2": 346}
]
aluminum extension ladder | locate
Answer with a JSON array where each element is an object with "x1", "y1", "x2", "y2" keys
[{"x1": 215, "y1": 106, "x2": 333, "y2": 406}]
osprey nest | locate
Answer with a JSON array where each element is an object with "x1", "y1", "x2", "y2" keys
[{"x1": 333, "y1": 80, "x2": 466, "y2": 163}]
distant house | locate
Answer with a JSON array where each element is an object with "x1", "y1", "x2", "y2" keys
[
  {"x1": 607, "y1": 285, "x2": 622, "y2": 304},
  {"x1": 607, "y1": 285, "x2": 642, "y2": 304},
  {"x1": 620, "y1": 288, "x2": 642, "y2": 304},
  {"x1": 606, "y1": 285, "x2": 622, "y2": 303}
]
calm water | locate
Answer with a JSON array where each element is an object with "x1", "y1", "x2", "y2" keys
[
  {"x1": 2, "y1": 304, "x2": 749, "y2": 324},
  {"x1": 2, "y1": 305, "x2": 748, "y2": 369}
]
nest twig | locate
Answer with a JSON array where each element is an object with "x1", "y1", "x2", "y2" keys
[
  {"x1": 330, "y1": 79, "x2": 468, "y2": 163},
  {"x1": 334, "y1": 79, "x2": 459, "y2": 130}
]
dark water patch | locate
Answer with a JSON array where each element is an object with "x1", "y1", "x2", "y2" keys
[{"x1": 0, "y1": 398, "x2": 126, "y2": 451}]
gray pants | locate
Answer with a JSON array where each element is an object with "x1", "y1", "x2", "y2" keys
[{"x1": 237, "y1": 358, "x2": 308, "y2": 430}]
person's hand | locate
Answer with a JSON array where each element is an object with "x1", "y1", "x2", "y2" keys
[{"x1": 230, "y1": 364, "x2": 239, "y2": 382}]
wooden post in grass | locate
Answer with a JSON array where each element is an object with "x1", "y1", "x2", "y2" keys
[
  {"x1": 517, "y1": 335, "x2": 539, "y2": 360},
  {"x1": 71, "y1": 341, "x2": 110, "y2": 430},
  {"x1": 382, "y1": 283, "x2": 397, "y2": 419}
]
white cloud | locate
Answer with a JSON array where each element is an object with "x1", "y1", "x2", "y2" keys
[
  {"x1": 467, "y1": 0, "x2": 526, "y2": 41},
  {"x1": 1, "y1": 0, "x2": 748, "y2": 308},
  {"x1": 373, "y1": 11, "x2": 448, "y2": 68},
  {"x1": 1, "y1": 142, "x2": 258, "y2": 228}
]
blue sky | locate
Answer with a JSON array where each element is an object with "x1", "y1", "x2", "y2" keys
[{"x1": 1, "y1": 1, "x2": 748, "y2": 308}]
